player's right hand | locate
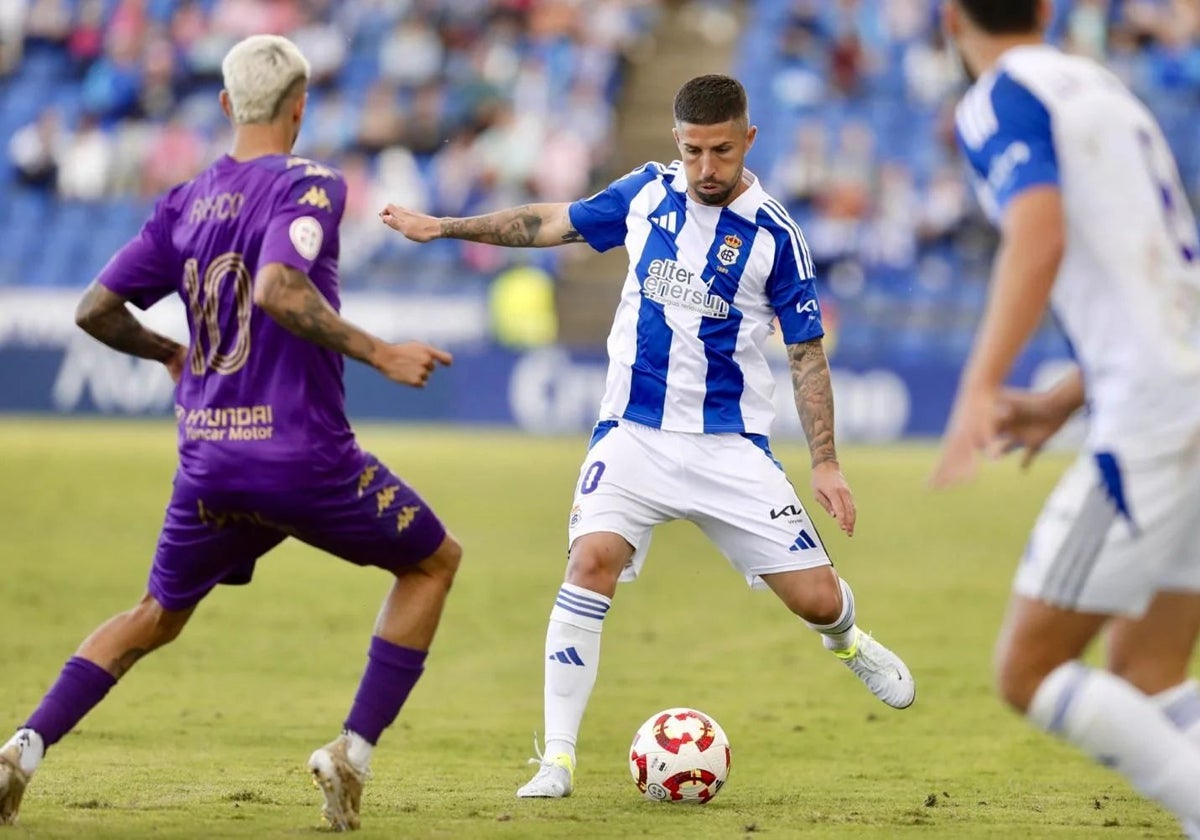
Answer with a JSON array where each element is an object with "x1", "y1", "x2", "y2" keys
[
  {"x1": 163, "y1": 344, "x2": 186, "y2": 384},
  {"x1": 379, "y1": 205, "x2": 441, "y2": 243},
  {"x1": 994, "y1": 387, "x2": 1071, "y2": 469},
  {"x1": 372, "y1": 341, "x2": 453, "y2": 388}
]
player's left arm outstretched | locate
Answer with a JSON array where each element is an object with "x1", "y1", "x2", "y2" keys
[
  {"x1": 789, "y1": 336, "x2": 856, "y2": 536},
  {"x1": 379, "y1": 203, "x2": 585, "y2": 247}
]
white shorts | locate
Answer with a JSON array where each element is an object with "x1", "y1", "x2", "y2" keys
[
  {"x1": 1014, "y1": 444, "x2": 1200, "y2": 616},
  {"x1": 566, "y1": 420, "x2": 832, "y2": 589}
]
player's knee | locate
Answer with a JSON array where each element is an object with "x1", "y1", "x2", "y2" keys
[
  {"x1": 415, "y1": 534, "x2": 462, "y2": 587},
  {"x1": 993, "y1": 642, "x2": 1047, "y2": 714},
  {"x1": 129, "y1": 594, "x2": 192, "y2": 649},
  {"x1": 565, "y1": 547, "x2": 623, "y2": 591},
  {"x1": 779, "y1": 569, "x2": 842, "y2": 625}
]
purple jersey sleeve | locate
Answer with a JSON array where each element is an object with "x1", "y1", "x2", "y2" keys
[
  {"x1": 259, "y1": 170, "x2": 347, "y2": 273},
  {"x1": 96, "y1": 200, "x2": 177, "y2": 310}
]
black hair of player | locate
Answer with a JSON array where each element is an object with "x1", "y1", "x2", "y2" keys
[
  {"x1": 672, "y1": 75, "x2": 748, "y2": 127},
  {"x1": 955, "y1": 0, "x2": 1039, "y2": 34}
]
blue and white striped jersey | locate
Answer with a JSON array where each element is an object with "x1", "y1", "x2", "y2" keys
[
  {"x1": 956, "y1": 45, "x2": 1200, "y2": 459},
  {"x1": 569, "y1": 161, "x2": 822, "y2": 436}
]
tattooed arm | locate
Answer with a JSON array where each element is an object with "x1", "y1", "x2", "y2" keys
[
  {"x1": 788, "y1": 337, "x2": 838, "y2": 468},
  {"x1": 254, "y1": 264, "x2": 452, "y2": 388},
  {"x1": 788, "y1": 337, "x2": 856, "y2": 535},
  {"x1": 75, "y1": 282, "x2": 186, "y2": 376},
  {"x1": 380, "y1": 202, "x2": 584, "y2": 247}
]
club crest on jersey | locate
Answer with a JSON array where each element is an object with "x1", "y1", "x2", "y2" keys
[
  {"x1": 717, "y1": 234, "x2": 742, "y2": 267},
  {"x1": 642, "y1": 258, "x2": 729, "y2": 319}
]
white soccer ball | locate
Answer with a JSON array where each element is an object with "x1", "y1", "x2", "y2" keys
[{"x1": 628, "y1": 707, "x2": 731, "y2": 804}]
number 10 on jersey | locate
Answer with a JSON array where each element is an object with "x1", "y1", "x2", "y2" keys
[{"x1": 183, "y1": 251, "x2": 253, "y2": 376}]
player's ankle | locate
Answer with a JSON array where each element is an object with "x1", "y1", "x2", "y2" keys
[
  {"x1": 3, "y1": 729, "x2": 44, "y2": 777},
  {"x1": 544, "y1": 739, "x2": 575, "y2": 765}
]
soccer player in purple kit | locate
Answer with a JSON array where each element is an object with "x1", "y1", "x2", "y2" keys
[{"x1": 0, "y1": 35, "x2": 458, "y2": 832}]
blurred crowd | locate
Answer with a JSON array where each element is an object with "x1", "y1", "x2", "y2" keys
[
  {"x1": 732, "y1": 0, "x2": 1200, "y2": 361},
  {"x1": 2, "y1": 0, "x2": 1199, "y2": 359},
  {"x1": 744, "y1": 0, "x2": 1200, "y2": 281},
  {"x1": 1, "y1": 0, "x2": 658, "y2": 283}
]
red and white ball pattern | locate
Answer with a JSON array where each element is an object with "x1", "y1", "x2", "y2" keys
[{"x1": 629, "y1": 707, "x2": 731, "y2": 804}]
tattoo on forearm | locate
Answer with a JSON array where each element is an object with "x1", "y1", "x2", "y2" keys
[
  {"x1": 108, "y1": 647, "x2": 149, "y2": 680},
  {"x1": 76, "y1": 283, "x2": 182, "y2": 363},
  {"x1": 561, "y1": 228, "x2": 584, "y2": 243},
  {"x1": 788, "y1": 338, "x2": 838, "y2": 467},
  {"x1": 441, "y1": 205, "x2": 548, "y2": 246},
  {"x1": 265, "y1": 268, "x2": 377, "y2": 365}
]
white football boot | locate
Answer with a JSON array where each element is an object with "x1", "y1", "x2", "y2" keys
[
  {"x1": 516, "y1": 739, "x2": 574, "y2": 798},
  {"x1": 825, "y1": 628, "x2": 916, "y2": 709},
  {"x1": 308, "y1": 734, "x2": 369, "y2": 831},
  {"x1": 0, "y1": 731, "x2": 38, "y2": 826}
]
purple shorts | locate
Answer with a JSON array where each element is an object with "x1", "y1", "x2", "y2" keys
[{"x1": 148, "y1": 454, "x2": 447, "y2": 611}]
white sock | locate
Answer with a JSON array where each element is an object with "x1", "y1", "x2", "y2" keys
[
  {"x1": 3, "y1": 729, "x2": 44, "y2": 777},
  {"x1": 1152, "y1": 679, "x2": 1200, "y2": 746},
  {"x1": 1028, "y1": 662, "x2": 1200, "y2": 822},
  {"x1": 342, "y1": 729, "x2": 373, "y2": 772},
  {"x1": 543, "y1": 583, "x2": 610, "y2": 764},
  {"x1": 808, "y1": 577, "x2": 857, "y2": 651}
]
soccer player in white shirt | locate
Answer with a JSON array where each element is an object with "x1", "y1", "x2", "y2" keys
[
  {"x1": 382, "y1": 74, "x2": 915, "y2": 798},
  {"x1": 934, "y1": 1, "x2": 1200, "y2": 832}
]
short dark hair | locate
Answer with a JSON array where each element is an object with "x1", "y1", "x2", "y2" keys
[
  {"x1": 672, "y1": 74, "x2": 748, "y2": 126},
  {"x1": 955, "y1": 0, "x2": 1039, "y2": 35}
]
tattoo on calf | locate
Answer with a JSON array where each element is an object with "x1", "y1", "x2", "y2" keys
[{"x1": 788, "y1": 338, "x2": 838, "y2": 467}]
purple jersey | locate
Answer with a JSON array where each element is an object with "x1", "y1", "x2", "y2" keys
[{"x1": 97, "y1": 154, "x2": 363, "y2": 490}]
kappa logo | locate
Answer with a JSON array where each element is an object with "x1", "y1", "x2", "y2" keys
[
  {"x1": 396, "y1": 505, "x2": 421, "y2": 534},
  {"x1": 376, "y1": 484, "x2": 399, "y2": 516},
  {"x1": 298, "y1": 185, "x2": 332, "y2": 211},
  {"x1": 357, "y1": 464, "x2": 379, "y2": 497},
  {"x1": 286, "y1": 157, "x2": 338, "y2": 179},
  {"x1": 651, "y1": 211, "x2": 678, "y2": 234}
]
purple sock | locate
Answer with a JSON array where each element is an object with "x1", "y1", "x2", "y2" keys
[
  {"x1": 343, "y1": 637, "x2": 427, "y2": 745},
  {"x1": 25, "y1": 657, "x2": 117, "y2": 748}
]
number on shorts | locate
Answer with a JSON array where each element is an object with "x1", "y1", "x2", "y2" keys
[
  {"x1": 580, "y1": 461, "x2": 606, "y2": 495},
  {"x1": 183, "y1": 251, "x2": 253, "y2": 375}
]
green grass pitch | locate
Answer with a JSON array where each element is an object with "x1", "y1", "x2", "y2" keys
[{"x1": 0, "y1": 419, "x2": 1184, "y2": 838}]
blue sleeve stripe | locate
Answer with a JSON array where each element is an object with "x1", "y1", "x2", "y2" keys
[{"x1": 760, "y1": 200, "x2": 814, "y2": 278}]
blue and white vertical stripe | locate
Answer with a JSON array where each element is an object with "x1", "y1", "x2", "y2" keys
[
  {"x1": 554, "y1": 586, "x2": 611, "y2": 622},
  {"x1": 567, "y1": 161, "x2": 823, "y2": 437}
]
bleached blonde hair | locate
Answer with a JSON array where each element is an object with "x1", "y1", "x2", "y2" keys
[{"x1": 221, "y1": 35, "x2": 311, "y2": 125}]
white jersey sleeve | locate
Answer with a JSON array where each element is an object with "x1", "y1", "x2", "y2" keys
[
  {"x1": 757, "y1": 203, "x2": 823, "y2": 344},
  {"x1": 569, "y1": 164, "x2": 667, "y2": 253},
  {"x1": 956, "y1": 45, "x2": 1200, "y2": 460},
  {"x1": 956, "y1": 69, "x2": 1061, "y2": 222}
]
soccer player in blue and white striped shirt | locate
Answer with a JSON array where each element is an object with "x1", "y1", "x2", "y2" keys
[
  {"x1": 934, "y1": 1, "x2": 1200, "y2": 834},
  {"x1": 382, "y1": 74, "x2": 915, "y2": 798}
]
